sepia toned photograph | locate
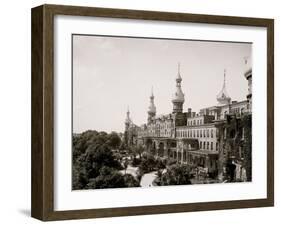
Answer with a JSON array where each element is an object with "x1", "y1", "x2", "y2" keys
[{"x1": 72, "y1": 34, "x2": 252, "y2": 190}]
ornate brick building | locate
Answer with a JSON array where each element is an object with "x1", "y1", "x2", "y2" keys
[{"x1": 124, "y1": 61, "x2": 252, "y2": 182}]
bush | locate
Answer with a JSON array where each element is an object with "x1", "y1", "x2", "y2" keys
[
  {"x1": 159, "y1": 164, "x2": 192, "y2": 186},
  {"x1": 86, "y1": 166, "x2": 126, "y2": 189},
  {"x1": 86, "y1": 166, "x2": 140, "y2": 189},
  {"x1": 138, "y1": 154, "x2": 157, "y2": 174},
  {"x1": 72, "y1": 131, "x2": 124, "y2": 190},
  {"x1": 155, "y1": 158, "x2": 166, "y2": 170},
  {"x1": 123, "y1": 174, "x2": 140, "y2": 187},
  {"x1": 166, "y1": 159, "x2": 177, "y2": 166},
  {"x1": 131, "y1": 157, "x2": 141, "y2": 167}
]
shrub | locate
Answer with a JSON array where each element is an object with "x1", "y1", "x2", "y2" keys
[{"x1": 159, "y1": 164, "x2": 192, "y2": 186}]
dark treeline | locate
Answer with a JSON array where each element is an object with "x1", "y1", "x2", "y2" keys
[
  {"x1": 73, "y1": 130, "x2": 194, "y2": 190},
  {"x1": 72, "y1": 130, "x2": 139, "y2": 190}
]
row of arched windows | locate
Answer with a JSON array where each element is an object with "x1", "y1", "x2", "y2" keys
[{"x1": 177, "y1": 128, "x2": 216, "y2": 139}]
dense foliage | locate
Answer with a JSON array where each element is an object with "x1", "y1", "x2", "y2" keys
[
  {"x1": 242, "y1": 114, "x2": 252, "y2": 181},
  {"x1": 72, "y1": 130, "x2": 139, "y2": 190},
  {"x1": 138, "y1": 153, "x2": 166, "y2": 175},
  {"x1": 156, "y1": 164, "x2": 192, "y2": 186}
]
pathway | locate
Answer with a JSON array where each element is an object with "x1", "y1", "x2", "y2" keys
[{"x1": 140, "y1": 171, "x2": 158, "y2": 187}]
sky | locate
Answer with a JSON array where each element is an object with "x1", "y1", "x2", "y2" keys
[{"x1": 72, "y1": 35, "x2": 251, "y2": 134}]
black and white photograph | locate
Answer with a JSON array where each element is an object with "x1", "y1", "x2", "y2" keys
[{"x1": 72, "y1": 34, "x2": 252, "y2": 190}]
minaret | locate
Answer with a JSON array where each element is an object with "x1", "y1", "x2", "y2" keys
[
  {"x1": 147, "y1": 87, "x2": 156, "y2": 123},
  {"x1": 244, "y1": 57, "x2": 252, "y2": 112},
  {"x1": 216, "y1": 69, "x2": 231, "y2": 105},
  {"x1": 172, "y1": 63, "x2": 185, "y2": 113},
  {"x1": 125, "y1": 106, "x2": 131, "y2": 131}
]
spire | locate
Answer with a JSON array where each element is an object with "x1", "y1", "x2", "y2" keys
[
  {"x1": 151, "y1": 86, "x2": 154, "y2": 98},
  {"x1": 125, "y1": 106, "x2": 131, "y2": 124},
  {"x1": 148, "y1": 86, "x2": 156, "y2": 116},
  {"x1": 176, "y1": 62, "x2": 182, "y2": 83},
  {"x1": 217, "y1": 69, "x2": 231, "y2": 105},
  {"x1": 127, "y1": 106, "x2": 130, "y2": 116},
  {"x1": 172, "y1": 63, "x2": 185, "y2": 113}
]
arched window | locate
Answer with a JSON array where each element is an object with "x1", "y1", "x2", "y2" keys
[
  {"x1": 207, "y1": 142, "x2": 209, "y2": 149},
  {"x1": 211, "y1": 129, "x2": 213, "y2": 138},
  {"x1": 211, "y1": 142, "x2": 213, "y2": 150},
  {"x1": 203, "y1": 142, "x2": 206, "y2": 149},
  {"x1": 197, "y1": 130, "x2": 199, "y2": 137}
]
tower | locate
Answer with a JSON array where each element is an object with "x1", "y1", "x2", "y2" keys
[
  {"x1": 125, "y1": 107, "x2": 131, "y2": 131},
  {"x1": 244, "y1": 57, "x2": 252, "y2": 112},
  {"x1": 172, "y1": 63, "x2": 185, "y2": 113},
  {"x1": 124, "y1": 107, "x2": 131, "y2": 147},
  {"x1": 216, "y1": 69, "x2": 231, "y2": 105},
  {"x1": 147, "y1": 87, "x2": 156, "y2": 123}
]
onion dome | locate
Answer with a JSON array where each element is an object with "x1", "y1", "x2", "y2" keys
[
  {"x1": 148, "y1": 87, "x2": 156, "y2": 115},
  {"x1": 217, "y1": 69, "x2": 231, "y2": 105},
  {"x1": 172, "y1": 63, "x2": 185, "y2": 104},
  {"x1": 244, "y1": 56, "x2": 252, "y2": 80}
]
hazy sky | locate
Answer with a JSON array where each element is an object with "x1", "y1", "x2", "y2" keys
[{"x1": 73, "y1": 35, "x2": 251, "y2": 133}]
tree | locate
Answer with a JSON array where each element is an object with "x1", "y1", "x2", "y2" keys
[
  {"x1": 131, "y1": 145, "x2": 144, "y2": 158},
  {"x1": 72, "y1": 141, "x2": 122, "y2": 189},
  {"x1": 123, "y1": 174, "x2": 140, "y2": 187},
  {"x1": 138, "y1": 154, "x2": 157, "y2": 174},
  {"x1": 72, "y1": 130, "x2": 132, "y2": 190},
  {"x1": 86, "y1": 166, "x2": 140, "y2": 189},
  {"x1": 72, "y1": 163, "x2": 88, "y2": 190},
  {"x1": 85, "y1": 143, "x2": 122, "y2": 178},
  {"x1": 159, "y1": 164, "x2": 192, "y2": 186},
  {"x1": 155, "y1": 158, "x2": 166, "y2": 170},
  {"x1": 86, "y1": 166, "x2": 126, "y2": 189},
  {"x1": 123, "y1": 159, "x2": 129, "y2": 174},
  {"x1": 242, "y1": 115, "x2": 252, "y2": 181},
  {"x1": 119, "y1": 141, "x2": 126, "y2": 151},
  {"x1": 107, "y1": 132, "x2": 121, "y2": 150}
]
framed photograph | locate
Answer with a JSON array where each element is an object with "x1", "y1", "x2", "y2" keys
[{"x1": 31, "y1": 4, "x2": 274, "y2": 221}]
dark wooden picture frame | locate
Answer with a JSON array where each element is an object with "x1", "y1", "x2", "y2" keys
[{"x1": 31, "y1": 4, "x2": 274, "y2": 221}]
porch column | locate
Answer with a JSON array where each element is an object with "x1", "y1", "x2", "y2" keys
[{"x1": 205, "y1": 156, "x2": 210, "y2": 173}]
